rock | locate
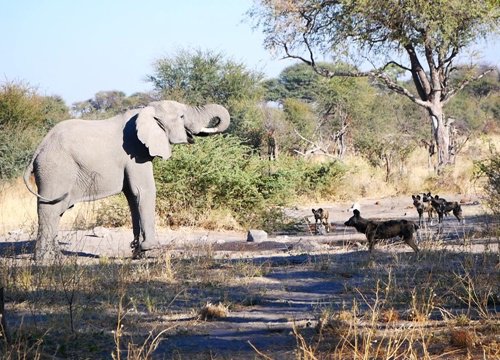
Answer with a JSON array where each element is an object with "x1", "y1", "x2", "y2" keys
[
  {"x1": 91, "y1": 226, "x2": 109, "y2": 238},
  {"x1": 247, "y1": 229, "x2": 268, "y2": 242}
]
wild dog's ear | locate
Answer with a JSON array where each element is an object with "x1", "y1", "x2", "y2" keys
[
  {"x1": 353, "y1": 209, "x2": 360, "y2": 217},
  {"x1": 434, "y1": 195, "x2": 439, "y2": 199},
  {"x1": 136, "y1": 106, "x2": 171, "y2": 160},
  {"x1": 416, "y1": 195, "x2": 421, "y2": 200},
  {"x1": 312, "y1": 209, "x2": 316, "y2": 214},
  {"x1": 412, "y1": 195, "x2": 416, "y2": 200}
]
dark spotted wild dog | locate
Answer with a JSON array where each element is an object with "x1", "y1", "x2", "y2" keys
[
  {"x1": 412, "y1": 194, "x2": 435, "y2": 226},
  {"x1": 344, "y1": 210, "x2": 419, "y2": 253},
  {"x1": 423, "y1": 192, "x2": 463, "y2": 224},
  {"x1": 312, "y1": 208, "x2": 330, "y2": 234}
]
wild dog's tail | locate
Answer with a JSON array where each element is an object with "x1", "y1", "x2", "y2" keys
[{"x1": 23, "y1": 160, "x2": 68, "y2": 204}]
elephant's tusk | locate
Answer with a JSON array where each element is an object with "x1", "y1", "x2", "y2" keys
[{"x1": 198, "y1": 127, "x2": 219, "y2": 134}]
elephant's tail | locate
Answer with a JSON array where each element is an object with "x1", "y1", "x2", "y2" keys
[{"x1": 23, "y1": 161, "x2": 68, "y2": 204}]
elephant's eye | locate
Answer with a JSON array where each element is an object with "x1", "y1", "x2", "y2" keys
[{"x1": 180, "y1": 114, "x2": 185, "y2": 119}]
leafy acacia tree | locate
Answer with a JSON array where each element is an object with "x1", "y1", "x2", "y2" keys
[
  {"x1": 263, "y1": 63, "x2": 321, "y2": 102},
  {"x1": 250, "y1": 0, "x2": 499, "y2": 171}
]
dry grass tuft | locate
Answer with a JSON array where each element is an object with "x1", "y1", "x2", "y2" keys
[
  {"x1": 380, "y1": 308, "x2": 400, "y2": 323},
  {"x1": 316, "y1": 310, "x2": 353, "y2": 337},
  {"x1": 198, "y1": 302, "x2": 229, "y2": 321}
]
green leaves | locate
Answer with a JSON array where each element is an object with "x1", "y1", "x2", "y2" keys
[{"x1": 0, "y1": 81, "x2": 70, "y2": 180}]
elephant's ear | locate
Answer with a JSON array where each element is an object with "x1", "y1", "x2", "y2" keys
[{"x1": 136, "y1": 106, "x2": 171, "y2": 160}]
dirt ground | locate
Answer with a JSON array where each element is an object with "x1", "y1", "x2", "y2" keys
[{"x1": 1, "y1": 195, "x2": 499, "y2": 359}]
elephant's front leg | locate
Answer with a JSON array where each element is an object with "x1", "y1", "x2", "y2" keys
[
  {"x1": 123, "y1": 187, "x2": 141, "y2": 255},
  {"x1": 137, "y1": 187, "x2": 159, "y2": 252},
  {"x1": 125, "y1": 163, "x2": 160, "y2": 258}
]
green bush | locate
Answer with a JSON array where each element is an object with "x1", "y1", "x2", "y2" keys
[
  {"x1": 0, "y1": 128, "x2": 40, "y2": 180},
  {"x1": 153, "y1": 135, "x2": 347, "y2": 229},
  {"x1": 0, "y1": 81, "x2": 69, "y2": 180},
  {"x1": 475, "y1": 153, "x2": 500, "y2": 215},
  {"x1": 154, "y1": 135, "x2": 266, "y2": 227},
  {"x1": 298, "y1": 160, "x2": 347, "y2": 198}
]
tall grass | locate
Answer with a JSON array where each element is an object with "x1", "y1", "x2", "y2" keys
[
  {"x1": 0, "y1": 178, "x2": 124, "y2": 236},
  {"x1": 0, "y1": 179, "x2": 36, "y2": 235}
]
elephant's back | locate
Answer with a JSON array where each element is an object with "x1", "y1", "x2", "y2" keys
[
  {"x1": 48, "y1": 119, "x2": 120, "y2": 144},
  {"x1": 37, "y1": 118, "x2": 124, "y2": 165}
]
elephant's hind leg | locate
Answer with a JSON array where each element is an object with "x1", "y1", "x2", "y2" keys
[{"x1": 35, "y1": 202, "x2": 64, "y2": 262}]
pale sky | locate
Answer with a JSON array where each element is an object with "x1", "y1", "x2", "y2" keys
[{"x1": 1, "y1": 0, "x2": 499, "y2": 105}]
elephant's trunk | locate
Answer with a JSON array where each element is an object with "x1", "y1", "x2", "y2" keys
[{"x1": 187, "y1": 104, "x2": 230, "y2": 136}]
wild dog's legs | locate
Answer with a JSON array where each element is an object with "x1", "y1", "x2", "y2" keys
[
  {"x1": 367, "y1": 233, "x2": 376, "y2": 252},
  {"x1": 403, "y1": 234, "x2": 419, "y2": 253},
  {"x1": 323, "y1": 218, "x2": 330, "y2": 233}
]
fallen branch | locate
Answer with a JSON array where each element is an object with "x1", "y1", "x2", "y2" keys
[{"x1": 293, "y1": 129, "x2": 337, "y2": 159}]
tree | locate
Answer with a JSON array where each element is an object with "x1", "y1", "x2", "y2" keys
[
  {"x1": 263, "y1": 63, "x2": 321, "y2": 102},
  {"x1": 92, "y1": 90, "x2": 126, "y2": 113},
  {"x1": 71, "y1": 91, "x2": 154, "y2": 118},
  {"x1": 250, "y1": 0, "x2": 500, "y2": 171}
]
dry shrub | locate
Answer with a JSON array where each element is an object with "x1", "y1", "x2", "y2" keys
[
  {"x1": 406, "y1": 287, "x2": 436, "y2": 323},
  {"x1": 449, "y1": 328, "x2": 476, "y2": 349},
  {"x1": 94, "y1": 194, "x2": 130, "y2": 228},
  {"x1": 198, "y1": 302, "x2": 229, "y2": 321},
  {"x1": 338, "y1": 155, "x2": 395, "y2": 199},
  {"x1": 195, "y1": 209, "x2": 242, "y2": 231}
]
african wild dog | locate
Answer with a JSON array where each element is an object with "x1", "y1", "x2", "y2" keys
[
  {"x1": 344, "y1": 209, "x2": 419, "y2": 253},
  {"x1": 411, "y1": 194, "x2": 435, "y2": 226},
  {"x1": 312, "y1": 208, "x2": 330, "y2": 234},
  {"x1": 423, "y1": 192, "x2": 463, "y2": 224}
]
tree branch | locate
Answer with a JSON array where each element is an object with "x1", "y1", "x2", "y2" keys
[
  {"x1": 373, "y1": 72, "x2": 430, "y2": 108},
  {"x1": 381, "y1": 61, "x2": 412, "y2": 73},
  {"x1": 281, "y1": 41, "x2": 431, "y2": 108},
  {"x1": 443, "y1": 68, "x2": 495, "y2": 104},
  {"x1": 404, "y1": 44, "x2": 431, "y2": 100}
]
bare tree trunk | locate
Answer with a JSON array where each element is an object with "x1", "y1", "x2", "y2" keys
[
  {"x1": 0, "y1": 287, "x2": 9, "y2": 343},
  {"x1": 384, "y1": 153, "x2": 391, "y2": 182},
  {"x1": 429, "y1": 105, "x2": 452, "y2": 173}
]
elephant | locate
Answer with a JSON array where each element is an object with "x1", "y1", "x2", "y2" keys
[{"x1": 23, "y1": 100, "x2": 230, "y2": 261}]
